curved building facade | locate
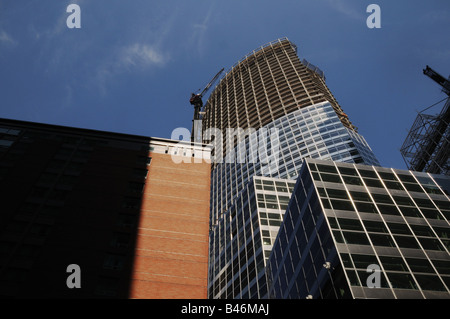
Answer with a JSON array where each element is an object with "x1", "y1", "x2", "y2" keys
[
  {"x1": 204, "y1": 38, "x2": 380, "y2": 299},
  {"x1": 202, "y1": 38, "x2": 356, "y2": 157},
  {"x1": 209, "y1": 102, "x2": 379, "y2": 227},
  {"x1": 207, "y1": 102, "x2": 379, "y2": 298}
]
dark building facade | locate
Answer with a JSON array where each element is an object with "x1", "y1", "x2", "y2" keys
[{"x1": 267, "y1": 158, "x2": 450, "y2": 299}]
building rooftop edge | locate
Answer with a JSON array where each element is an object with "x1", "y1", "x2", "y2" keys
[{"x1": 0, "y1": 117, "x2": 210, "y2": 148}]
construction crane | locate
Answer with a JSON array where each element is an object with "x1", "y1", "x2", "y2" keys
[
  {"x1": 189, "y1": 68, "x2": 224, "y2": 142},
  {"x1": 406, "y1": 66, "x2": 450, "y2": 173},
  {"x1": 423, "y1": 65, "x2": 450, "y2": 96}
]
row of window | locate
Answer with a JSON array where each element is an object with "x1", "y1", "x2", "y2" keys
[
  {"x1": 310, "y1": 163, "x2": 446, "y2": 196},
  {"x1": 319, "y1": 187, "x2": 450, "y2": 219},
  {"x1": 342, "y1": 257, "x2": 450, "y2": 292},
  {"x1": 332, "y1": 228, "x2": 449, "y2": 252},
  {"x1": 328, "y1": 216, "x2": 450, "y2": 239},
  {"x1": 341, "y1": 253, "x2": 450, "y2": 275}
]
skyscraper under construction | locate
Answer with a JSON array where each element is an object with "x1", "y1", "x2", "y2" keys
[{"x1": 203, "y1": 38, "x2": 381, "y2": 299}]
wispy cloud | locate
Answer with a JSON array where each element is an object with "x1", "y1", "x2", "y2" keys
[
  {"x1": 93, "y1": 43, "x2": 169, "y2": 96},
  {"x1": 119, "y1": 44, "x2": 168, "y2": 69},
  {"x1": 326, "y1": 0, "x2": 364, "y2": 21},
  {"x1": 0, "y1": 30, "x2": 17, "y2": 46},
  {"x1": 187, "y1": 1, "x2": 215, "y2": 56}
]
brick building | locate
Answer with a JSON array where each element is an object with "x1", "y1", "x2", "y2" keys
[{"x1": 0, "y1": 118, "x2": 211, "y2": 298}]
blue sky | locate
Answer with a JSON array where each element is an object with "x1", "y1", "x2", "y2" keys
[{"x1": 0, "y1": 0, "x2": 449, "y2": 170}]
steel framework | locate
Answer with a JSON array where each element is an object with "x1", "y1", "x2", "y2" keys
[{"x1": 400, "y1": 97, "x2": 450, "y2": 175}]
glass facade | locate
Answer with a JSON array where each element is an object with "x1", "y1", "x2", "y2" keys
[
  {"x1": 267, "y1": 158, "x2": 450, "y2": 299},
  {"x1": 209, "y1": 102, "x2": 380, "y2": 226},
  {"x1": 208, "y1": 102, "x2": 380, "y2": 299},
  {"x1": 208, "y1": 176, "x2": 296, "y2": 299},
  {"x1": 206, "y1": 38, "x2": 381, "y2": 300}
]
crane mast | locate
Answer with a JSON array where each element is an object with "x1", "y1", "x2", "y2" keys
[{"x1": 189, "y1": 68, "x2": 224, "y2": 142}]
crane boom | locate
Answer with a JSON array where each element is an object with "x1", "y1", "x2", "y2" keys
[
  {"x1": 423, "y1": 65, "x2": 450, "y2": 96},
  {"x1": 189, "y1": 68, "x2": 224, "y2": 117},
  {"x1": 199, "y1": 68, "x2": 225, "y2": 98}
]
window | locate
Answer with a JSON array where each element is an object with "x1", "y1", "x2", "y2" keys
[
  {"x1": 363, "y1": 220, "x2": 388, "y2": 233},
  {"x1": 415, "y1": 275, "x2": 447, "y2": 291},
  {"x1": 342, "y1": 231, "x2": 370, "y2": 245},
  {"x1": 406, "y1": 258, "x2": 435, "y2": 274},
  {"x1": 333, "y1": 230, "x2": 345, "y2": 244},
  {"x1": 129, "y1": 182, "x2": 145, "y2": 194},
  {"x1": 397, "y1": 174, "x2": 416, "y2": 183},
  {"x1": 350, "y1": 191, "x2": 372, "y2": 202},
  {"x1": 369, "y1": 234, "x2": 395, "y2": 247},
  {"x1": 387, "y1": 273, "x2": 418, "y2": 290},
  {"x1": 122, "y1": 197, "x2": 140, "y2": 209},
  {"x1": 357, "y1": 270, "x2": 390, "y2": 288},
  {"x1": 377, "y1": 204, "x2": 400, "y2": 216},
  {"x1": 133, "y1": 168, "x2": 148, "y2": 179},
  {"x1": 418, "y1": 238, "x2": 445, "y2": 251},
  {"x1": 433, "y1": 227, "x2": 450, "y2": 239},
  {"x1": 337, "y1": 218, "x2": 364, "y2": 231},
  {"x1": 331, "y1": 200, "x2": 354, "y2": 211},
  {"x1": 387, "y1": 223, "x2": 412, "y2": 235},
  {"x1": 380, "y1": 256, "x2": 408, "y2": 271},
  {"x1": 421, "y1": 209, "x2": 443, "y2": 220},
  {"x1": 372, "y1": 194, "x2": 394, "y2": 205},
  {"x1": 394, "y1": 236, "x2": 420, "y2": 249},
  {"x1": 403, "y1": 183, "x2": 424, "y2": 193},
  {"x1": 0, "y1": 140, "x2": 14, "y2": 148},
  {"x1": 351, "y1": 254, "x2": 378, "y2": 269},
  {"x1": 358, "y1": 169, "x2": 378, "y2": 178},
  {"x1": 432, "y1": 260, "x2": 450, "y2": 275},
  {"x1": 355, "y1": 202, "x2": 378, "y2": 214},
  {"x1": 341, "y1": 173, "x2": 364, "y2": 186},
  {"x1": 363, "y1": 178, "x2": 384, "y2": 188},
  {"x1": 103, "y1": 254, "x2": 125, "y2": 270},
  {"x1": 434, "y1": 200, "x2": 450, "y2": 211},
  {"x1": 399, "y1": 206, "x2": 422, "y2": 218},
  {"x1": 411, "y1": 225, "x2": 434, "y2": 237},
  {"x1": 117, "y1": 214, "x2": 136, "y2": 228},
  {"x1": 326, "y1": 188, "x2": 348, "y2": 200},
  {"x1": 137, "y1": 156, "x2": 152, "y2": 165},
  {"x1": 393, "y1": 196, "x2": 415, "y2": 207},
  {"x1": 340, "y1": 253, "x2": 354, "y2": 268},
  {"x1": 413, "y1": 198, "x2": 435, "y2": 209},
  {"x1": 338, "y1": 167, "x2": 358, "y2": 176},
  {"x1": 320, "y1": 173, "x2": 342, "y2": 184},
  {"x1": 378, "y1": 172, "x2": 397, "y2": 181},
  {"x1": 110, "y1": 232, "x2": 131, "y2": 248},
  {"x1": 346, "y1": 270, "x2": 361, "y2": 286}
]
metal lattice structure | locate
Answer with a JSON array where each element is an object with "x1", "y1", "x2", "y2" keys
[{"x1": 401, "y1": 97, "x2": 450, "y2": 176}]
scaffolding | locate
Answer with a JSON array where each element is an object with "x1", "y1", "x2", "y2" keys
[{"x1": 400, "y1": 97, "x2": 450, "y2": 175}]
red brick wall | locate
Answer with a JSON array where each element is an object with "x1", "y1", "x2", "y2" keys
[{"x1": 129, "y1": 152, "x2": 211, "y2": 299}]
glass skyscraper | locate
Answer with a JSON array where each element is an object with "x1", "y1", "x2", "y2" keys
[
  {"x1": 204, "y1": 38, "x2": 380, "y2": 299},
  {"x1": 267, "y1": 158, "x2": 450, "y2": 299}
]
